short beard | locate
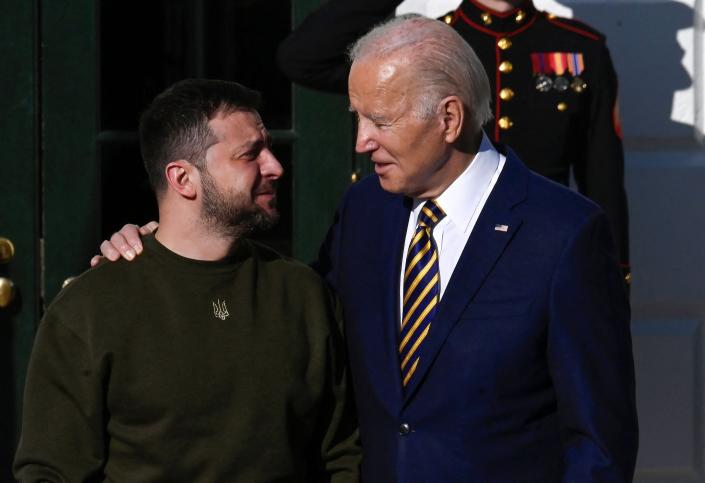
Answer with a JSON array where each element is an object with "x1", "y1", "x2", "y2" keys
[{"x1": 199, "y1": 168, "x2": 279, "y2": 239}]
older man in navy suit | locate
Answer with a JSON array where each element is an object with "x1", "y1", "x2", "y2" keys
[
  {"x1": 315, "y1": 15, "x2": 637, "y2": 482},
  {"x1": 98, "y1": 15, "x2": 637, "y2": 483}
]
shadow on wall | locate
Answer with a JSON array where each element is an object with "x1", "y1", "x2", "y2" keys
[{"x1": 569, "y1": 1, "x2": 696, "y2": 148}]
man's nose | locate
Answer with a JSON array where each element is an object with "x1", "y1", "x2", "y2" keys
[
  {"x1": 260, "y1": 149, "x2": 284, "y2": 179},
  {"x1": 355, "y1": 121, "x2": 379, "y2": 153}
]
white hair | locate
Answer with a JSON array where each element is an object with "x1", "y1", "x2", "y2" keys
[{"x1": 349, "y1": 14, "x2": 493, "y2": 131}]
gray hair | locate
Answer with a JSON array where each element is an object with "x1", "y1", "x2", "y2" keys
[{"x1": 348, "y1": 14, "x2": 492, "y2": 131}]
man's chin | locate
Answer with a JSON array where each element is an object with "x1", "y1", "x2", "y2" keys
[
  {"x1": 378, "y1": 176, "x2": 404, "y2": 195},
  {"x1": 250, "y1": 207, "x2": 279, "y2": 232}
]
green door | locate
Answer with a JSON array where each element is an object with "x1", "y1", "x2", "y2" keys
[
  {"x1": 0, "y1": 2, "x2": 40, "y2": 478},
  {"x1": 1, "y1": 0, "x2": 354, "y2": 473}
]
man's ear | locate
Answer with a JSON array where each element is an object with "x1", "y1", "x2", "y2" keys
[
  {"x1": 164, "y1": 160, "x2": 198, "y2": 200},
  {"x1": 438, "y1": 95, "x2": 465, "y2": 144}
]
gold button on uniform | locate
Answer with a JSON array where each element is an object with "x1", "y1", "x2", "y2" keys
[
  {"x1": 499, "y1": 88, "x2": 514, "y2": 101},
  {"x1": 499, "y1": 61, "x2": 513, "y2": 73},
  {"x1": 444, "y1": 14, "x2": 452, "y2": 24},
  {"x1": 497, "y1": 38, "x2": 512, "y2": 50},
  {"x1": 547, "y1": 13, "x2": 557, "y2": 20},
  {"x1": 498, "y1": 116, "x2": 513, "y2": 130},
  {"x1": 515, "y1": 10, "x2": 526, "y2": 23},
  {"x1": 557, "y1": 102, "x2": 568, "y2": 112},
  {"x1": 481, "y1": 12, "x2": 492, "y2": 25}
]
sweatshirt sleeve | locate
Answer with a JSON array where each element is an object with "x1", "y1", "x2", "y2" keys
[
  {"x1": 14, "y1": 310, "x2": 108, "y2": 483},
  {"x1": 316, "y1": 294, "x2": 361, "y2": 482}
]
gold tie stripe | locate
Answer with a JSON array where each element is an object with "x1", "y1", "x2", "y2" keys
[{"x1": 399, "y1": 200, "x2": 446, "y2": 388}]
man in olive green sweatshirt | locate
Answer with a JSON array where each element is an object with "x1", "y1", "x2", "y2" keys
[{"x1": 14, "y1": 79, "x2": 360, "y2": 483}]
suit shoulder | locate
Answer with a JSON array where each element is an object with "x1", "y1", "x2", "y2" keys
[
  {"x1": 525, "y1": 170, "x2": 603, "y2": 223},
  {"x1": 346, "y1": 174, "x2": 400, "y2": 204},
  {"x1": 541, "y1": 11, "x2": 606, "y2": 43}
]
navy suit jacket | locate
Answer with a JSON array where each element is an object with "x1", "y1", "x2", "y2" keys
[{"x1": 315, "y1": 148, "x2": 638, "y2": 482}]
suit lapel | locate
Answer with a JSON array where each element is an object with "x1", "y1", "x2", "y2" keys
[
  {"x1": 402, "y1": 152, "x2": 528, "y2": 403},
  {"x1": 362, "y1": 192, "x2": 410, "y2": 412}
]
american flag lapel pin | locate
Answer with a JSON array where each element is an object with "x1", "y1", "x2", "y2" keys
[{"x1": 494, "y1": 224, "x2": 509, "y2": 232}]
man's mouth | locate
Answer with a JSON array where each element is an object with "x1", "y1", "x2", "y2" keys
[
  {"x1": 254, "y1": 184, "x2": 278, "y2": 207},
  {"x1": 373, "y1": 161, "x2": 393, "y2": 175},
  {"x1": 254, "y1": 182, "x2": 277, "y2": 197}
]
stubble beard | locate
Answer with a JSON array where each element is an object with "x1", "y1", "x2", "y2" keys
[{"x1": 199, "y1": 168, "x2": 279, "y2": 239}]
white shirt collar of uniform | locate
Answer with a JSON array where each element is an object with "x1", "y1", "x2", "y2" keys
[{"x1": 411, "y1": 131, "x2": 500, "y2": 233}]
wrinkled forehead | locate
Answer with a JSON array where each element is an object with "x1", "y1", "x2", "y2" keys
[
  {"x1": 207, "y1": 108, "x2": 266, "y2": 142},
  {"x1": 350, "y1": 54, "x2": 417, "y2": 90},
  {"x1": 349, "y1": 55, "x2": 419, "y2": 105},
  {"x1": 216, "y1": 106, "x2": 262, "y2": 124}
]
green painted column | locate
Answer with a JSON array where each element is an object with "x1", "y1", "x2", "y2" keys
[
  {"x1": 291, "y1": 0, "x2": 354, "y2": 263},
  {"x1": 0, "y1": 0, "x2": 40, "y2": 476},
  {"x1": 41, "y1": 1, "x2": 100, "y2": 304}
]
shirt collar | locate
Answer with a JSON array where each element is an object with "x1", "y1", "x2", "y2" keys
[
  {"x1": 455, "y1": 0, "x2": 538, "y2": 36},
  {"x1": 412, "y1": 131, "x2": 500, "y2": 233}
]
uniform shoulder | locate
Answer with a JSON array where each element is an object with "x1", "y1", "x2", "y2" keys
[{"x1": 542, "y1": 11, "x2": 606, "y2": 42}]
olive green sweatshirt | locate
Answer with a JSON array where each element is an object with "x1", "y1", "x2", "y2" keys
[{"x1": 14, "y1": 235, "x2": 360, "y2": 482}]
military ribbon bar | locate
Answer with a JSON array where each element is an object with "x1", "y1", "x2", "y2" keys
[{"x1": 531, "y1": 52, "x2": 584, "y2": 76}]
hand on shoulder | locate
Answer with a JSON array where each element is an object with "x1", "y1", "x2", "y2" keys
[{"x1": 89, "y1": 221, "x2": 159, "y2": 267}]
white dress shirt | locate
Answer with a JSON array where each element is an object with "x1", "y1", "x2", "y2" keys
[{"x1": 399, "y1": 133, "x2": 506, "y2": 323}]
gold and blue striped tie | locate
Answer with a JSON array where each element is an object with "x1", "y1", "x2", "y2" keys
[{"x1": 399, "y1": 200, "x2": 446, "y2": 388}]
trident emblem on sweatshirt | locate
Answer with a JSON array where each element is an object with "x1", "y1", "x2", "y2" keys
[{"x1": 213, "y1": 299, "x2": 229, "y2": 320}]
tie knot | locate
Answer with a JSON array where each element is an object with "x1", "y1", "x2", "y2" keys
[{"x1": 417, "y1": 200, "x2": 446, "y2": 229}]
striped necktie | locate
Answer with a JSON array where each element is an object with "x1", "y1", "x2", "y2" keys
[{"x1": 399, "y1": 200, "x2": 446, "y2": 388}]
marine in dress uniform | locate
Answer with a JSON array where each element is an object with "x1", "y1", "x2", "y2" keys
[{"x1": 277, "y1": 0, "x2": 631, "y2": 285}]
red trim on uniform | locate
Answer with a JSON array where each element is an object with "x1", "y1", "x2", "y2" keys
[
  {"x1": 456, "y1": 8, "x2": 537, "y2": 38},
  {"x1": 449, "y1": 10, "x2": 459, "y2": 26},
  {"x1": 546, "y1": 17, "x2": 601, "y2": 41},
  {"x1": 507, "y1": 16, "x2": 537, "y2": 37},
  {"x1": 494, "y1": 44, "x2": 501, "y2": 141},
  {"x1": 456, "y1": 8, "x2": 499, "y2": 36},
  {"x1": 613, "y1": 102, "x2": 623, "y2": 140}
]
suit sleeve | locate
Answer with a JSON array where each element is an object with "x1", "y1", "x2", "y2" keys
[
  {"x1": 311, "y1": 184, "x2": 352, "y2": 290},
  {"x1": 547, "y1": 210, "x2": 638, "y2": 482},
  {"x1": 14, "y1": 312, "x2": 107, "y2": 482},
  {"x1": 276, "y1": 0, "x2": 402, "y2": 93},
  {"x1": 572, "y1": 42, "x2": 630, "y2": 281}
]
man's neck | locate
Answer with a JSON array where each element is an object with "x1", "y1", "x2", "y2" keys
[
  {"x1": 417, "y1": 131, "x2": 483, "y2": 200},
  {"x1": 474, "y1": 0, "x2": 525, "y2": 13},
  {"x1": 155, "y1": 208, "x2": 240, "y2": 261}
]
